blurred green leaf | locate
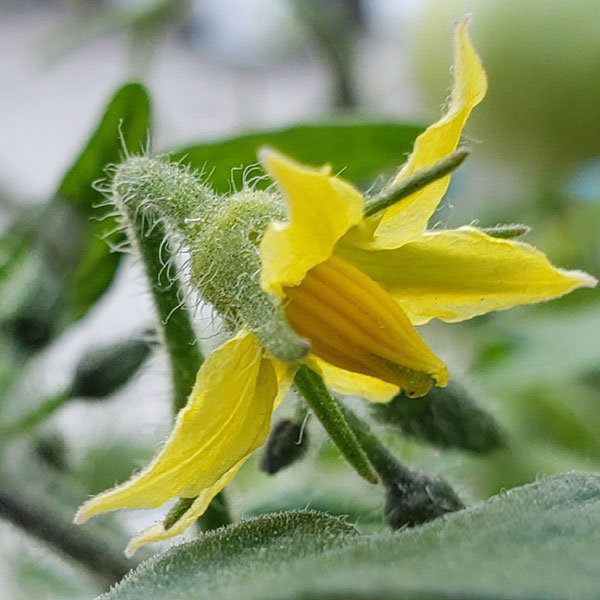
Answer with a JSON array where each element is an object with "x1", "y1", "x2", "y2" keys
[
  {"x1": 77, "y1": 441, "x2": 158, "y2": 496},
  {"x1": 12, "y1": 557, "x2": 99, "y2": 600},
  {"x1": 0, "y1": 226, "x2": 41, "y2": 321},
  {"x1": 56, "y1": 82, "x2": 151, "y2": 320},
  {"x1": 58, "y1": 83, "x2": 150, "y2": 214},
  {"x1": 103, "y1": 472, "x2": 600, "y2": 600},
  {"x1": 69, "y1": 234, "x2": 122, "y2": 321},
  {"x1": 482, "y1": 306, "x2": 600, "y2": 391},
  {"x1": 172, "y1": 122, "x2": 424, "y2": 194}
]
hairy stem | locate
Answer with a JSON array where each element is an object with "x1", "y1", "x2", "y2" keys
[
  {"x1": 337, "y1": 401, "x2": 465, "y2": 529},
  {"x1": 363, "y1": 147, "x2": 470, "y2": 217},
  {"x1": 126, "y1": 216, "x2": 201, "y2": 412},
  {"x1": 294, "y1": 365, "x2": 377, "y2": 484}
]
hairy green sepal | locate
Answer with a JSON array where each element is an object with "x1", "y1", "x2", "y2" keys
[{"x1": 112, "y1": 156, "x2": 308, "y2": 364}]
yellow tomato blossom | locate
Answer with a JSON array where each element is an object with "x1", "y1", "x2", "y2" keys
[{"x1": 75, "y1": 18, "x2": 596, "y2": 555}]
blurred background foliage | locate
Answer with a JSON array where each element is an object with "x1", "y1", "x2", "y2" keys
[{"x1": 0, "y1": 1, "x2": 598, "y2": 598}]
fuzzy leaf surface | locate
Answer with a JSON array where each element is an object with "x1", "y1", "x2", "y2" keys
[{"x1": 102, "y1": 472, "x2": 600, "y2": 600}]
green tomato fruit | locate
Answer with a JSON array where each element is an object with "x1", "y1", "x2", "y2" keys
[{"x1": 412, "y1": 0, "x2": 600, "y2": 177}]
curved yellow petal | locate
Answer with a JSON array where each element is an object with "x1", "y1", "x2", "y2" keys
[
  {"x1": 75, "y1": 331, "x2": 278, "y2": 522},
  {"x1": 369, "y1": 16, "x2": 487, "y2": 249},
  {"x1": 124, "y1": 460, "x2": 244, "y2": 557},
  {"x1": 340, "y1": 226, "x2": 597, "y2": 325},
  {"x1": 259, "y1": 148, "x2": 364, "y2": 297},
  {"x1": 307, "y1": 356, "x2": 399, "y2": 404},
  {"x1": 271, "y1": 359, "x2": 297, "y2": 408}
]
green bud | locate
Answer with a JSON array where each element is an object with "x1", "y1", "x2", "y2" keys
[
  {"x1": 6, "y1": 312, "x2": 54, "y2": 352},
  {"x1": 260, "y1": 419, "x2": 309, "y2": 475},
  {"x1": 336, "y1": 398, "x2": 464, "y2": 529},
  {"x1": 384, "y1": 471, "x2": 464, "y2": 529},
  {"x1": 1, "y1": 246, "x2": 62, "y2": 352},
  {"x1": 111, "y1": 156, "x2": 309, "y2": 364},
  {"x1": 72, "y1": 337, "x2": 153, "y2": 400},
  {"x1": 372, "y1": 380, "x2": 505, "y2": 454},
  {"x1": 33, "y1": 433, "x2": 69, "y2": 472}
]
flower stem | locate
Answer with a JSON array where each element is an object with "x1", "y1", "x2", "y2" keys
[
  {"x1": 293, "y1": 365, "x2": 378, "y2": 485},
  {"x1": 0, "y1": 484, "x2": 134, "y2": 589},
  {"x1": 1, "y1": 389, "x2": 72, "y2": 440},
  {"x1": 124, "y1": 214, "x2": 202, "y2": 412},
  {"x1": 337, "y1": 401, "x2": 465, "y2": 528},
  {"x1": 363, "y1": 147, "x2": 470, "y2": 217}
]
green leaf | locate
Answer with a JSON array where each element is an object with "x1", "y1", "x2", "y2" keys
[
  {"x1": 101, "y1": 512, "x2": 358, "y2": 600},
  {"x1": 58, "y1": 82, "x2": 150, "y2": 214},
  {"x1": 69, "y1": 234, "x2": 122, "y2": 321},
  {"x1": 103, "y1": 472, "x2": 600, "y2": 600},
  {"x1": 0, "y1": 226, "x2": 41, "y2": 321},
  {"x1": 56, "y1": 82, "x2": 151, "y2": 320},
  {"x1": 482, "y1": 306, "x2": 600, "y2": 392},
  {"x1": 172, "y1": 122, "x2": 424, "y2": 194}
]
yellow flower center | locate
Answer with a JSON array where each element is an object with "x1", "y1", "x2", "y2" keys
[{"x1": 283, "y1": 255, "x2": 446, "y2": 397}]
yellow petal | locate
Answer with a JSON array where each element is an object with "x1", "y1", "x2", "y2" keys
[
  {"x1": 307, "y1": 356, "x2": 399, "y2": 404},
  {"x1": 124, "y1": 460, "x2": 244, "y2": 557},
  {"x1": 259, "y1": 148, "x2": 364, "y2": 297},
  {"x1": 370, "y1": 16, "x2": 487, "y2": 249},
  {"x1": 340, "y1": 226, "x2": 597, "y2": 325},
  {"x1": 75, "y1": 331, "x2": 278, "y2": 522},
  {"x1": 271, "y1": 359, "x2": 296, "y2": 408}
]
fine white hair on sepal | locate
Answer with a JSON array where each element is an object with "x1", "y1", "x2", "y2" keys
[{"x1": 106, "y1": 153, "x2": 308, "y2": 363}]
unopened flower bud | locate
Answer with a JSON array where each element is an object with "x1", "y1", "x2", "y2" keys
[
  {"x1": 260, "y1": 419, "x2": 308, "y2": 475},
  {"x1": 3, "y1": 269, "x2": 61, "y2": 352},
  {"x1": 384, "y1": 472, "x2": 464, "y2": 529},
  {"x1": 33, "y1": 433, "x2": 69, "y2": 472},
  {"x1": 72, "y1": 338, "x2": 152, "y2": 400},
  {"x1": 372, "y1": 380, "x2": 505, "y2": 454}
]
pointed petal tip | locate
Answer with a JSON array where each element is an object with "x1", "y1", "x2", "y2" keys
[
  {"x1": 560, "y1": 267, "x2": 598, "y2": 291},
  {"x1": 258, "y1": 145, "x2": 276, "y2": 167},
  {"x1": 436, "y1": 365, "x2": 450, "y2": 388},
  {"x1": 124, "y1": 538, "x2": 147, "y2": 558},
  {"x1": 73, "y1": 505, "x2": 91, "y2": 525},
  {"x1": 458, "y1": 12, "x2": 472, "y2": 27},
  {"x1": 576, "y1": 270, "x2": 598, "y2": 289},
  {"x1": 74, "y1": 496, "x2": 112, "y2": 524}
]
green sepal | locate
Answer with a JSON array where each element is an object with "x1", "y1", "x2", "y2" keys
[{"x1": 481, "y1": 224, "x2": 531, "y2": 239}]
